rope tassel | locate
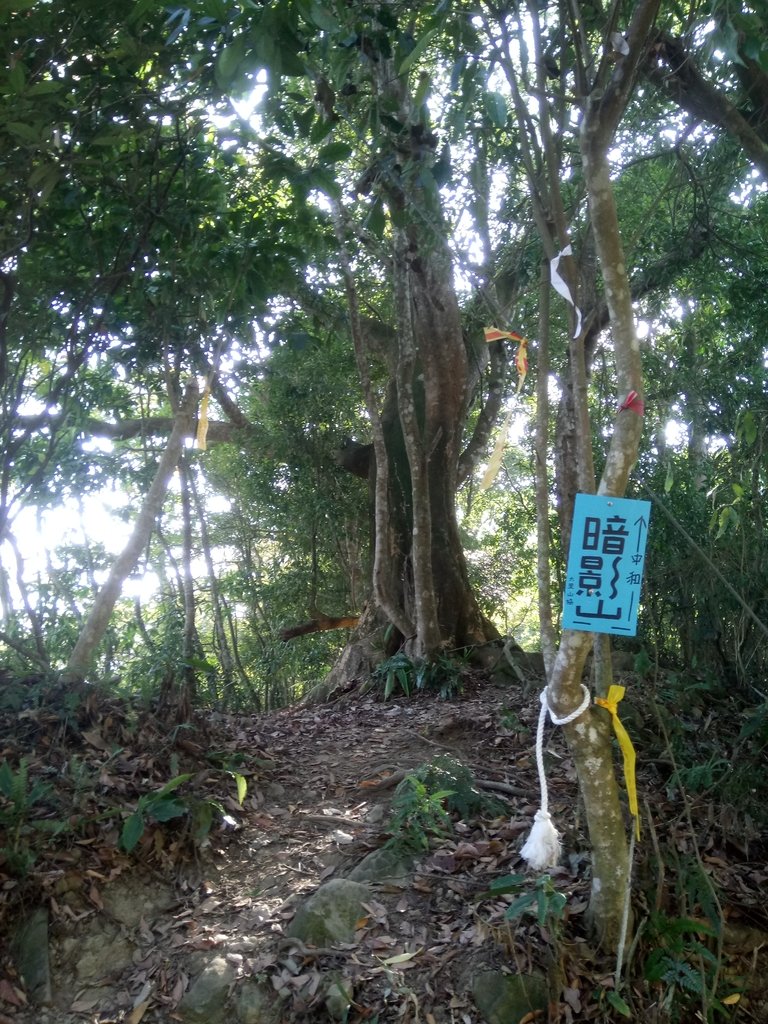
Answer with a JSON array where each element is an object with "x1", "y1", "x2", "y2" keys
[{"x1": 520, "y1": 685, "x2": 591, "y2": 871}]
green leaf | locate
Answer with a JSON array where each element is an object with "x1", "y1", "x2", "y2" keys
[
  {"x1": 186, "y1": 656, "x2": 217, "y2": 672},
  {"x1": 738, "y1": 704, "x2": 768, "y2": 740},
  {"x1": 234, "y1": 772, "x2": 247, "y2": 805},
  {"x1": 549, "y1": 890, "x2": 567, "y2": 917},
  {"x1": 91, "y1": 131, "x2": 131, "y2": 146},
  {"x1": 483, "y1": 90, "x2": 508, "y2": 128},
  {"x1": 0, "y1": 760, "x2": 14, "y2": 799},
  {"x1": 216, "y1": 38, "x2": 247, "y2": 87},
  {"x1": 8, "y1": 62, "x2": 26, "y2": 92},
  {"x1": 28, "y1": 163, "x2": 61, "y2": 204},
  {"x1": 306, "y1": 2, "x2": 338, "y2": 32},
  {"x1": 738, "y1": 409, "x2": 757, "y2": 445},
  {"x1": 317, "y1": 141, "x2": 353, "y2": 163},
  {"x1": 606, "y1": 991, "x2": 632, "y2": 1017},
  {"x1": 26, "y1": 79, "x2": 64, "y2": 97},
  {"x1": 413, "y1": 71, "x2": 430, "y2": 110},
  {"x1": 154, "y1": 773, "x2": 193, "y2": 798},
  {"x1": 536, "y1": 885, "x2": 549, "y2": 924},
  {"x1": 147, "y1": 797, "x2": 187, "y2": 822},
  {"x1": 306, "y1": 165, "x2": 341, "y2": 199},
  {"x1": 364, "y1": 198, "x2": 386, "y2": 238},
  {"x1": 120, "y1": 812, "x2": 145, "y2": 853},
  {"x1": 712, "y1": 20, "x2": 746, "y2": 66},
  {"x1": 191, "y1": 799, "x2": 215, "y2": 840},
  {"x1": 398, "y1": 28, "x2": 438, "y2": 75},
  {"x1": 309, "y1": 114, "x2": 335, "y2": 144},
  {"x1": 504, "y1": 891, "x2": 537, "y2": 921},
  {"x1": 396, "y1": 668, "x2": 410, "y2": 695},
  {"x1": 6, "y1": 122, "x2": 40, "y2": 144},
  {"x1": 715, "y1": 504, "x2": 738, "y2": 539},
  {"x1": 293, "y1": 107, "x2": 315, "y2": 138},
  {"x1": 165, "y1": 7, "x2": 191, "y2": 46},
  {"x1": 664, "y1": 462, "x2": 674, "y2": 493},
  {"x1": 481, "y1": 872, "x2": 528, "y2": 897}
]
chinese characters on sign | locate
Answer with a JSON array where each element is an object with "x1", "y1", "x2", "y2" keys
[{"x1": 562, "y1": 494, "x2": 651, "y2": 636}]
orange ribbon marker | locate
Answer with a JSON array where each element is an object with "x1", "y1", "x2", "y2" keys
[
  {"x1": 196, "y1": 385, "x2": 211, "y2": 451},
  {"x1": 480, "y1": 328, "x2": 530, "y2": 490}
]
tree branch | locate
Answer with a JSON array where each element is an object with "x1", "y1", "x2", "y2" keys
[
  {"x1": 642, "y1": 31, "x2": 768, "y2": 179},
  {"x1": 12, "y1": 413, "x2": 244, "y2": 445},
  {"x1": 279, "y1": 614, "x2": 360, "y2": 642},
  {"x1": 457, "y1": 339, "x2": 507, "y2": 487}
]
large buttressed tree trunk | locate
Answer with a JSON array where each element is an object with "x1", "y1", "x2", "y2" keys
[
  {"x1": 329, "y1": 46, "x2": 499, "y2": 682},
  {"x1": 387, "y1": 216, "x2": 493, "y2": 657}
]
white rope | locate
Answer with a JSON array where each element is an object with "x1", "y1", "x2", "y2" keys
[
  {"x1": 615, "y1": 826, "x2": 636, "y2": 986},
  {"x1": 520, "y1": 684, "x2": 591, "y2": 871}
]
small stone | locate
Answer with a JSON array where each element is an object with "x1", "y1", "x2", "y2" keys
[
  {"x1": 177, "y1": 955, "x2": 237, "y2": 1024},
  {"x1": 12, "y1": 907, "x2": 52, "y2": 1004},
  {"x1": 473, "y1": 970, "x2": 549, "y2": 1024},
  {"x1": 325, "y1": 974, "x2": 354, "y2": 1021},
  {"x1": 235, "y1": 978, "x2": 279, "y2": 1024}
]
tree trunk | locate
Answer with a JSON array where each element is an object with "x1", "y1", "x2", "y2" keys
[
  {"x1": 173, "y1": 452, "x2": 197, "y2": 720},
  {"x1": 62, "y1": 381, "x2": 199, "y2": 683},
  {"x1": 327, "y1": 62, "x2": 500, "y2": 686},
  {"x1": 190, "y1": 467, "x2": 236, "y2": 696},
  {"x1": 544, "y1": 0, "x2": 661, "y2": 951}
]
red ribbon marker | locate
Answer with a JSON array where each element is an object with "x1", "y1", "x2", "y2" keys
[{"x1": 618, "y1": 390, "x2": 645, "y2": 416}]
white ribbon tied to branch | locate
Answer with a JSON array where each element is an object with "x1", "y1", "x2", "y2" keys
[{"x1": 550, "y1": 244, "x2": 583, "y2": 339}]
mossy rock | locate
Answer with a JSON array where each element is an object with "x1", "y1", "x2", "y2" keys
[
  {"x1": 286, "y1": 878, "x2": 371, "y2": 946},
  {"x1": 473, "y1": 970, "x2": 549, "y2": 1024},
  {"x1": 347, "y1": 845, "x2": 414, "y2": 883},
  {"x1": 177, "y1": 956, "x2": 237, "y2": 1024}
]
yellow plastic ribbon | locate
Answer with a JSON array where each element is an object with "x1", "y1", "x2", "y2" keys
[
  {"x1": 479, "y1": 405, "x2": 516, "y2": 491},
  {"x1": 196, "y1": 385, "x2": 210, "y2": 451},
  {"x1": 595, "y1": 685, "x2": 640, "y2": 839}
]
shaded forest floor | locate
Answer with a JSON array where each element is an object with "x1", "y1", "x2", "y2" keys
[{"x1": 0, "y1": 664, "x2": 767, "y2": 1023}]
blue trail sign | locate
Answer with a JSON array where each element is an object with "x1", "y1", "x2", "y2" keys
[{"x1": 562, "y1": 494, "x2": 651, "y2": 636}]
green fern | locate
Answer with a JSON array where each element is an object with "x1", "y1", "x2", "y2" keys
[
  {"x1": 0, "y1": 758, "x2": 54, "y2": 875},
  {"x1": 661, "y1": 958, "x2": 705, "y2": 995},
  {"x1": 386, "y1": 774, "x2": 451, "y2": 853},
  {"x1": 385, "y1": 756, "x2": 503, "y2": 855},
  {"x1": 418, "y1": 755, "x2": 504, "y2": 819},
  {"x1": 644, "y1": 913, "x2": 729, "y2": 1022},
  {"x1": 373, "y1": 653, "x2": 466, "y2": 701}
]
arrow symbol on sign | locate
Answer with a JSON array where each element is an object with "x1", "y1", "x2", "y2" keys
[{"x1": 634, "y1": 515, "x2": 648, "y2": 554}]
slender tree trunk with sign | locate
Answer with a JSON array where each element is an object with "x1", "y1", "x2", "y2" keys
[
  {"x1": 491, "y1": 0, "x2": 659, "y2": 950},
  {"x1": 538, "y1": 0, "x2": 661, "y2": 952}
]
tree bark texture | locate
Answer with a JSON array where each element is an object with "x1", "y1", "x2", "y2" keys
[
  {"x1": 63, "y1": 381, "x2": 199, "y2": 683},
  {"x1": 544, "y1": 0, "x2": 662, "y2": 951},
  {"x1": 329, "y1": 60, "x2": 499, "y2": 680}
]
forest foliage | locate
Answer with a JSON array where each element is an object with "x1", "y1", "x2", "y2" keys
[{"x1": 0, "y1": 0, "x2": 765, "y2": 729}]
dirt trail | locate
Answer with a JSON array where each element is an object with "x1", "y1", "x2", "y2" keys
[{"x1": 2, "y1": 675, "x2": 767, "y2": 1023}]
